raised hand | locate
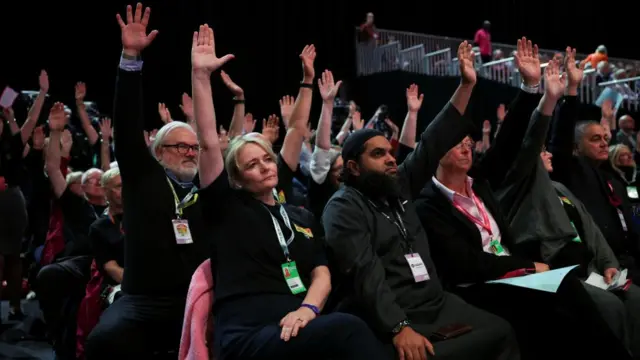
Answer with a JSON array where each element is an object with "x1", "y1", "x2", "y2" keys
[
  {"x1": 116, "y1": 3, "x2": 158, "y2": 56},
  {"x1": 191, "y1": 24, "x2": 234, "y2": 75},
  {"x1": 262, "y1": 114, "x2": 280, "y2": 144},
  {"x1": 220, "y1": 70, "x2": 244, "y2": 97},
  {"x1": 75, "y1": 82, "x2": 87, "y2": 102},
  {"x1": 300, "y1": 45, "x2": 317, "y2": 81},
  {"x1": 279, "y1": 95, "x2": 295, "y2": 126},
  {"x1": 496, "y1": 104, "x2": 506, "y2": 122},
  {"x1": 565, "y1": 46, "x2": 585, "y2": 89},
  {"x1": 406, "y1": 84, "x2": 424, "y2": 112},
  {"x1": 352, "y1": 111, "x2": 364, "y2": 131},
  {"x1": 514, "y1": 37, "x2": 541, "y2": 86},
  {"x1": 60, "y1": 129, "x2": 73, "y2": 155},
  {"x1": 2, "y1": 107, "x2": 15, "y2": 123},
  {"x1": 158, "y1": 103, "x2": 172, "y2": 124},
  {"x1": 457, "y1": 41, "x2": 476, "y2": 85},
  {"x1": 243, "y1": 113, "x2": 256, "y2": 133},
  {"x1": 100, "y1": 118, "x2": 113, "y2": 140},
  {"x1": 601, "y1": 99, "x2": 615, "y2": 120},
  {"x1": 318, "y1": 70, "x2": 342, "y2": 103},
  {"x1": 179, "y1": 93, "x2": 194, "y2": 120},
  {"x1": 544, "y1": 59, "x2": 566, "y2": 99},
  {"x1": 49, "y1": 102, "x2": 67, "y2": 131},
  {"x1": 482, "y1": 120, "x2": 491, "y2": 134},
  {"x1": 39, "y1": 70, "x2": 49, "y2": 92}
]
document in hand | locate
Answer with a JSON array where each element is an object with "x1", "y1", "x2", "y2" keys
[
  {"x1": 486, "y1": 265, "x2": 579, "y2": 293},
  {"x1": 585, "y1": 269, "x2": 628, "y2": 291},
  {"x1": 0, "y1": 86, "x2": 18, "y2": 109}
]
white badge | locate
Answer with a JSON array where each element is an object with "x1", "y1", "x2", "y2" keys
[
  {"x1": 172, "y1": 219, "x2": 194, "y2": 244},
  {"x1": 627, "y1": 186, "x2": 638, "y2": 199},
  {"x1": 617, "y1": 209, "x2": 628, "y2": 232},
  {"x1": 405, "y1": 253, "x2": 430, "y2": 282}
]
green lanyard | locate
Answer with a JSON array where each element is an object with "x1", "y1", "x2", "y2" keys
[{"x1": 166, "y1": 178, "x2": 198, "y2": 218}]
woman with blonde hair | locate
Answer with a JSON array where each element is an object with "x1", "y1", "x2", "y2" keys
[{"x1": 192, "y1": 25, "x2": 392, "y2": 359}]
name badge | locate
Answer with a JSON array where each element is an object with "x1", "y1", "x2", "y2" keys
[
  {"x1": 282, "y1": 261, "x2": 307, "y2": 294},
  {"x1": 617, "y1": 209, "x2": 628, "y2": 232},
  {"x1": 172, "y1": 219, "x2": 194, "y2": 244},
  {"x1": 627, "y1": 186, "x2": 638, "y2": 199},
  {"x1": 569, "y1": 222, "x2": 582, "y2": 243},
  {"x1": 405, "y1": 253, "x2": 429, "y2": 282},
  {"x1": 490, "y1": 239, "x2": 506, "y2": 255}
]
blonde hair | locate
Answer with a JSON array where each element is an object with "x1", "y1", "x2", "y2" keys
[
  {"x1": 609, "y1": 144, "x2": 636, "y2": 183},
  {"x1": 101, "y1": 167, "x2": 121, "y2": 187},
  {"x1": 66, "y1": 171, "x2": 83, "y2": 185},
  {"x1": 224, "y1": 134, "x2": 277, "y2": 186}
]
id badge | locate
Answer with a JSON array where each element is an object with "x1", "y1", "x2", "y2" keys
[
  {"x1": 172, "y1": 219, "x2": 194, "y2": 244},
  {"x1": 281, "y1": 261, "x2": 307, "y2": 295},
  {"x1": 569, "y1": 222, "x2": 582, "y2": 243},
  {"x1": 405, "y1": 253, "x2": 430, "y2": 282},
  {"x1": 490, "y1": 239, "x2": 505, "y2": 255},
  {"x1": 617, "y1": 209, "x2": 628, "y2": 232},
  {"x1": 627, "y1": 186, "x2": 638, "y2": 199}
]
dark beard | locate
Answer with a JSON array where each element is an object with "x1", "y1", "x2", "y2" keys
[{"x1": 353, "y1": 168, "x2": 402, "y2": 200}]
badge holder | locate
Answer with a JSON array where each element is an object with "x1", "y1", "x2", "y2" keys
[
  {"x1": 405, "y1": 253, "x2": 430, "y2": 283},
  {"x1": 490, "y1": 239, "x2": 505, "y2": 255},
  {"x1": 282, "y1": 260, "x2": 307, "y2": 294}
]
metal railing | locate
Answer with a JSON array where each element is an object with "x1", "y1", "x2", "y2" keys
[{"x1": 355, "y1": 27, "x2": 640, "y2": 112}]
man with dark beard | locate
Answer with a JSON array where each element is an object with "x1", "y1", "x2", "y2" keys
[{"x1": 322, "y1": 42, "x2": 519, "y2": 360}]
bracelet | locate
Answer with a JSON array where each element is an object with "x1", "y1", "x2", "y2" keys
[
  {"x1": 300, "y1": 303, "x2": 320, "y2": 315},
  {"x1": 300, "y1": 83, "x2": 313, "y2": 89},
  {"x1": 392, "y1": 319, "x2": 411, "y2": 334},
  {"x1": 232, "y1": 98, "x2": 245, "y2": 104}
]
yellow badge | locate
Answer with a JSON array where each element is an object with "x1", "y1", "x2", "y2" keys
[
  {"x1": 277, "y1": 190, "x2": 286, "y2": 204},
  {"x1": 294, "y1": 224, "x2": 314, "y2": 239}
]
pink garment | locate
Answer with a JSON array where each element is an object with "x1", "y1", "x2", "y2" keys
[
  {"x1": 179, "y1": 259, "x2": 215, "y2": 360},
  {"x1": 474, "y1": 29, "x2": 492, "y2": 56}
]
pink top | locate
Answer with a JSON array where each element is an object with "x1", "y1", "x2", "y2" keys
[{"x1": 474, "y1": 29, "x2": 492, "y2": 56}]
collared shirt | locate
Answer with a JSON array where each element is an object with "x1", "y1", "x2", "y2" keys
[{"x1": 432, "y1": 176, "x2": 508, "y2": 256}]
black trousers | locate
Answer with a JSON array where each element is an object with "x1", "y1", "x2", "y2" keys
[
  {"x1": 85, "y1": 293, "x2": 185, "y2": 360},
  {"x1": 36, "y1": 255, "x2": 92, "y2": 360},
  {"x1": 215, "y1": 312, "x2": 396, "y2": 360},
  {"x1": 455, "y1": 273, "x2": 632, "y2": 360}
]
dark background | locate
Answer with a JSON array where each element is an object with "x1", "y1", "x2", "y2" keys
[{"x1": 0, "y1": 0, "x2": 635, "y2": 131}]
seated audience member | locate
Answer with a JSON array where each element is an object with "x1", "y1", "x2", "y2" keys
[
  {"x1": 90, "y1": 166, "x2": 124, "y2": 291},
  {"x1": 608, "y1": 144, "x2": 639, "y2": 199},
  {"x1": 38, "y1": 103, "x2": 106, "y2": 360},
  {"x1": 323, "y1": 42, "x2": 519, "y2": 360},
  {"x1": 615, "y1": 115, "x2": 636, "y2": 150},
  {"x1": 415, "y1": 58, "x2": 632, "y2": 359},
  {"x1": 193, "y1": 25, "x2": 390, "y2": 359},
  {"x1": 86, "y1": 5, "x2": 209, "y2": 359},
  {"x1": 548, "y1": 58, "x2": 640, "y2": 282}
]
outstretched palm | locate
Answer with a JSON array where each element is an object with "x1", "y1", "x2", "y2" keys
[
  {"x1": 406, "y1": 84, "x2": 424, "y2": 112},
  {"x1": 192, "y1": 24, "x2": 234, "y2": 74},
  {"x1": 544, "y1": 60, "x2": 566, "y2": 99},
  {"x1": 116, "y1": 3, "x2": 158, "y2": 54},
  {"x1": 457, "y1": 41, "x2": 476, "y2": 85},
  {"x1": 565, "y1": 47, "x2": 584, "y2": 87},
  {"x1": 318, "y1": 70, "x2": 342, "y2": 102},
  {"x1": 49, "y1": 102, "x2": 67, "y2": 130},
  {"x1": 514, "y1": 37, "x2": 541, "y2": 85}
]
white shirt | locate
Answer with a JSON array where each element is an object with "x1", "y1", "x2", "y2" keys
[{"x1": 432, "y1": 176, "x2": 509, "y2": 256}]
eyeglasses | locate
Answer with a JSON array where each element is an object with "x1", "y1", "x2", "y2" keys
[
  {"x1": 455, "y1": 140, "x2": 475, "y2": 150},
  {"x1": 163, "y1": 143, "x2": 200, "y2": 154}
]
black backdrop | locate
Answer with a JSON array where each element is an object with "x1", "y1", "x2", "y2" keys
[{"x1": 0, "y1": 0, "x2": 636, "y2": 130}]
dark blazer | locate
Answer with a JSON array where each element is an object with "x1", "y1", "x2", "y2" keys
[{"x1": 415, "y1": 179, "x2": 534, "y2": 287}]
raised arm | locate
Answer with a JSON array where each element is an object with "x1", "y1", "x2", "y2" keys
[
  {"x1": 99, "y1": 118, "x2": 113, "y2": 171},
  {"x1": 398, "y1": 41, "x2": 476, "y2": 199},
  {"x1": 548, "y1": 47, "x2": 584, "y2": 185},
  {"x1": 190, "y1": 24, "x2": 234, "y2": 188},
  {"x1": 280, "y1": 45, "x2": 316, "y2": 171},
  {"x1": 220, "y1": 70, "x2": 245, "y2": 137},
  {"x1": 113, "y1": 3, "x2": 159, "y2": 175},
  {"x1": 74, "y1": 82, "x2": 100, "y2": 146},
  {"x1": 19, "y1": 70, "x2": 48, "y2": 145},
  {"x1": 45, "y1": 103, "x2": 69, "y2": 199}
]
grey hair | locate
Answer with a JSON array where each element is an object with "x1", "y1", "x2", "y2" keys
[
  {"x1": 597, "y1": 61, "x2": 609, "y2": 72},
  {"x1": 81, "y1": 168, "x2": 104, "y2": 185},
  {"x1": 151, "y1": 121, "x2": 197, "y2": 160},
  {"x1": 101, "y1": 167, "x2": 121, "y2": 187},
  {"x1": 110, "y1": 161, "x2": 119, "y2": 169},
  {"x1": 66, "y1": 171, "x2": 83, "y2": 185},
  {"x1": 574, "y1": 121, "x2": 601, "y2": 147}
]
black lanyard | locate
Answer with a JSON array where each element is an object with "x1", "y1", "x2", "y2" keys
[{"x1": 364, "y1": 197, "x2": 414, "y2": 253}]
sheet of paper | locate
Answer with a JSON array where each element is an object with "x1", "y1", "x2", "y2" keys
[
  {"x1": 486, "y1": 265, "x2": 579, "y2": 293},
  {"x1": 0, "y1": 87, "x2": 18, "y2": 108},
  {"x1": 585, "y1": 272, "x2": 609, "y2": 290}
]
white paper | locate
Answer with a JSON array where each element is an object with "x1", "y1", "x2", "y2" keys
[
  {"x1": 0, "y1": 87, "x2": 18, "y2": 109},
  {"x1": 486, "y1": 265, "x2": 579, "y2": 293},
  {"x1": 585, "y1": 269, "x2": 627, "y2": 291}
]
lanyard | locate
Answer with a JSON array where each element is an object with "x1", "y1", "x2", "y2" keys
[
  {"x1": 366, "y1": 199, "x2": 413, "y2": 253},
  {"x1": 451, "y1": 190, "x2": 493, "y2": 236},
  {"x1": 166, "y1": 177, "x2": 199, "y2": 218},
  {"x1": 266, "y1": 204, "x2": 295, "y2": 261}
]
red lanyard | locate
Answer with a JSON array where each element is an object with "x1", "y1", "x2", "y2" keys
[
  {"x1": 607, "y1": 181, "x2": 622, "y2": 208},
  {"x1": 452, "y1": 190, "x2": 493, "y2": 236}
]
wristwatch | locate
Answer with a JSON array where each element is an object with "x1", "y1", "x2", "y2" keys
[{"x1": 392, "y1": 319, "x2": 411, "y2": 335}]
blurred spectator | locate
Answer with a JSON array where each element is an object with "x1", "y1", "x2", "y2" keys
[
  {"x1": 358, "y1": 12, "x2": 378, "y2": 44},
  {"x1": 596, "y1": 61, "x2": 613, "y2": 84},
  {"x1": 584, "y1": 45, "x2": 609, "y2": 69},
  {"x1": 474, "y1": 20, "x2": 492, "y2": 63}
]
